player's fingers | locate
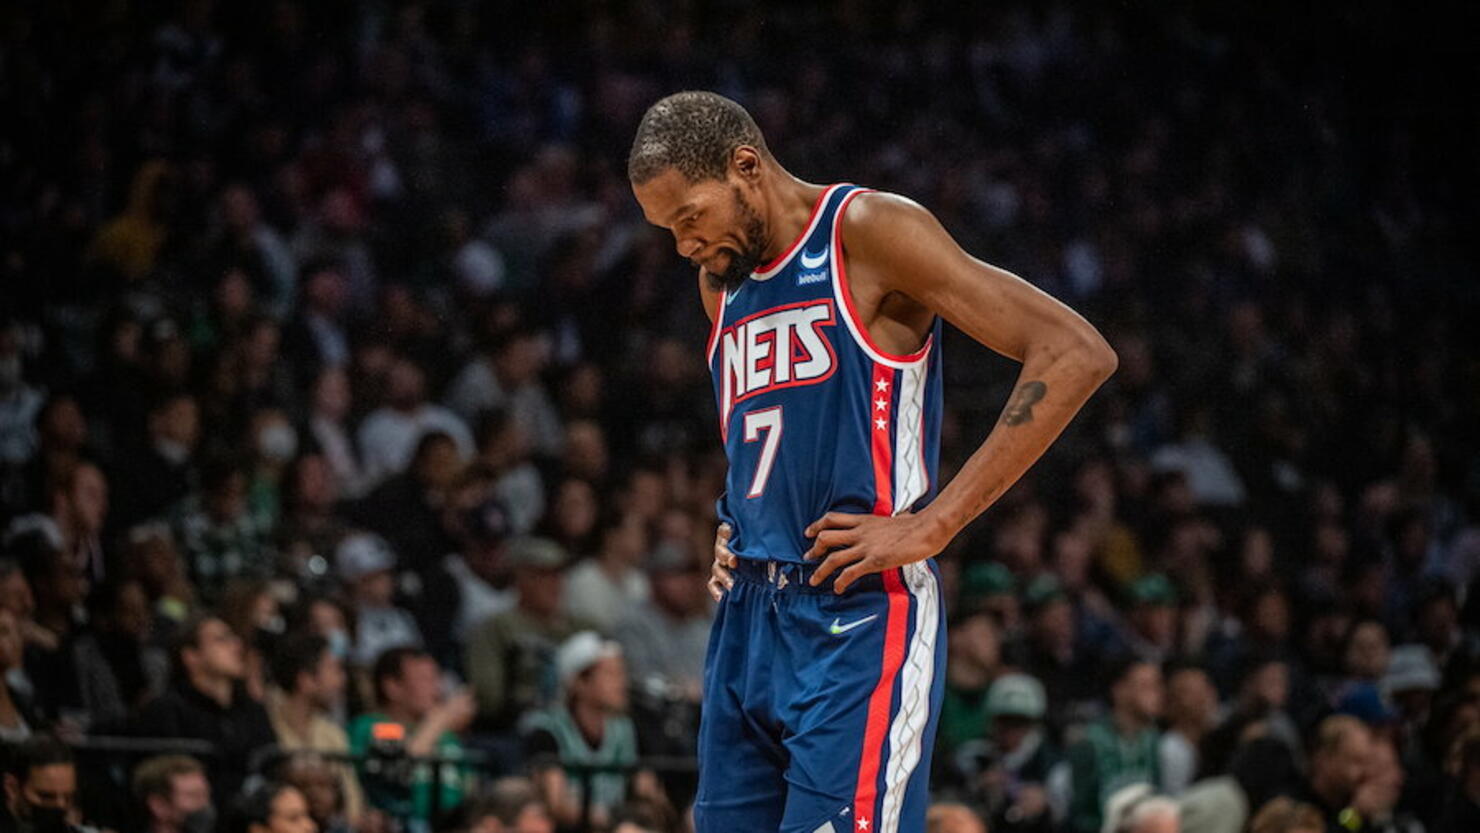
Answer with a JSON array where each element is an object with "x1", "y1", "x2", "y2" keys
[
  {"x1": 833, "y1": 558, "x2": 879, "y2": 594},
  {"x1": 809, "y1": 547, "x2": 862, "y2": 586},
  {"x1": 707, "y1": 577, "x2": 725, "y2": 602},
  {"x1": 714, "y1": 523, "x2": 737, "y2": 567},
  {"x1": 804, "y1": 512, "x2": 865, "y2": 538},
  {"x1": 803, "y1": 527, "x2": 860, "y2": 560}
]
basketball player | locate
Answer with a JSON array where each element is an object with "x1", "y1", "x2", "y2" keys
[{"x1": 628, "y1": 92, "x2": 1117, "y2": 833}]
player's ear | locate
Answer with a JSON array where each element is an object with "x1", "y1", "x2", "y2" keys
[{"x1": 732, "y1": 146, "x2": 762, "y2": 182}]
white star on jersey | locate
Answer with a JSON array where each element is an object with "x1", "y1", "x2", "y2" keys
[
  {"x1": 875, "y1": 378, "x2": 889, "y2": 392},
  {"x1": 874, "y1": 417, "x2": 887, "y2": 430},
  {"x1": 857, "y1": 818, "x2": 870, "y2": 830},
  {"x1": 874, "y1": 397, "x2": 888, "y2": 411}
]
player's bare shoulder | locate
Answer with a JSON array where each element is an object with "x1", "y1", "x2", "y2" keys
[{"x1": 836, "y1": 189, "x2": 941, "y2": 341}]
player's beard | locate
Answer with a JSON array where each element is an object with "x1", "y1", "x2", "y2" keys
[{"x1": 705, "y1": 186, "x2": 769, "y2": 293}]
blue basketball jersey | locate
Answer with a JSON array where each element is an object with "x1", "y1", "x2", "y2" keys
[{"x1": 706, "y1": 184, "x2": 944, "y2": 564}]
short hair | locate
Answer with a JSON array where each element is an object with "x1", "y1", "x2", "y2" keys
[
  {"x1": 170, "y1": 612, "x2": 224, "y2": 682},
  {"x1": 1102, "y1": 652, "x2": 1151, "y2": 692},
  {"x1": 1249, "y1": 797, "x2": 1324, "y2": 833},
  {"x1": 7, "y1": 734, "x2": 73, "y2": 779},
  {"x1": 270, "y1": 632, "x2": 330, "y2": 694},
  {"x1": 132, "y1": 755, "x2": 205, "y2": 801},
  {"x1": 227, "y1": 782, "x2": 297, "y2": 833},
  {"x1": 1312, "y1": 714, "x2": 1368, "y2": 758},
  {"x1": 627, "y1": 91, "x2": 768, "y2": 184},
  {"x1": 372, "y1": 646, "x2": 432, "y2": 705}
]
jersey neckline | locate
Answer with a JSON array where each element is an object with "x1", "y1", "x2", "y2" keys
[{"x1": 751, "y1": 183, "x2": 847, "y2": 281}]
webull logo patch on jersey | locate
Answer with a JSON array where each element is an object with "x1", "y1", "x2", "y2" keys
[
  {"x1": 796, "y1": 246, "x2": 829, "y2": 285},
  {"x1": 718, "y1": 300, "x2": 837, "y2": 432}
]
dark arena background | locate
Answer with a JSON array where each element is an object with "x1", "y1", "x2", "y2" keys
[{"x1": 2, "y1": 2, "x2": 1479, "y2": 833}]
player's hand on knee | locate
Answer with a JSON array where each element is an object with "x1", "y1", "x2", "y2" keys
[{"x1": 709, "y1": 522, "x2": 737, "y2": 601}]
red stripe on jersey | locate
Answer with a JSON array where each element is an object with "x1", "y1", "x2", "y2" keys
[
  {"x1": 852, "y1": 568, "x2": 911, "y2": 830},
  {"x1": 870, "y1": 363, "x2": 895, "y2": 516}
]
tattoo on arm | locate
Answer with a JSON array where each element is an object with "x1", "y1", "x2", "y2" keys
[{"x1": 1002, "y1": 381, "x2": 1047, "y2": 426}]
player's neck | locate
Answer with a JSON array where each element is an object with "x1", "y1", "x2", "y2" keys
[{"x1": 759, "y1": 173, "x2": 827, "y2": 265}]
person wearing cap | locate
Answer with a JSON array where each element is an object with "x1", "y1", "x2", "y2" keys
[
  {"x1": 337, "y1": 532, "x2": 423, "y2": 668},
  {"x1": 466, "y1": 536, "x2": 593, "y2": 731},
  {"x1": 1122, "y1": 574, "x2": 1179, "y2": 664},
  {"x1": 1024, "y1": 574, "x2": 1099, "y2": 723},
  {"x1": 442, "y1": 496, "x2": 516, "y2": 644},
  {"x1": 521, "y1": 632, "x2": 644, "y2": 831},
  {"x1": 954, "y1": 672, "x2": 1059, "y2": 833},
  {"x1": 1382, "y1": 644, "x2": 1440, "y2": 730},
  {"x1": 960, "y1": 561, "x2": 1022, "y2": 636},
  {"x1": 613, "y1": 540, "x2": 712, "y2": 705}
]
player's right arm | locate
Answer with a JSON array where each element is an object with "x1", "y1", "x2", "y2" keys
[{"x1": 699, "y1": 265, "x2": 737, "y2": 600}]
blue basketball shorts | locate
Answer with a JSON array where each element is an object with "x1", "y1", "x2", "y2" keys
[{"x1": 693, "y1": 557, "x2": 946, "y2": 833}]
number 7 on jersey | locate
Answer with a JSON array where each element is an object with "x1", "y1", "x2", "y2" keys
[{"x1": 742, "y1": 407, "x2": 783, "y2": 498}]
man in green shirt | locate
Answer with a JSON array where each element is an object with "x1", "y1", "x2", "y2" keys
[
  {"x1": 1067, "y1": 656, "x2": 1164, "y2": 833},
  {"x1": 348, "y1": 647, "x2": 475, "y2": 830}
]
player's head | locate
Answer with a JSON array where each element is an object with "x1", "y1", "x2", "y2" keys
[{"x1": 629, "y1": 91, "x2": 775, "y2": 292}]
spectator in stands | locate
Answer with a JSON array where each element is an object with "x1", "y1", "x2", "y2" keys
[
  {"x1": 926, "y1": 802, "x2": 990, "y2": 833},
  {"x1": 467, "y1": 537, "x2": 589, "y2": 730},
  {"x1": 357, "y1": 359, "x2": 471, "y2": 486},
  {"x1": 1248, "y1": 798, "x2": 1325, "y2": 833},
  {"x1": 284, "y1": 264, "x2": 351, "y2": 383},
  {"x1": 1068, "y1": 656, "x2": 1165, "y2": 833},
  {"x1": 43, "y1": 462, "x2": 107, "y2": 583},
  {"x1": 132, "y1": 755, "x2": 214, "y2": 833},
  {"x1": 276, "y1": 452, "x2": 350, "y2": 586},
  {"x1": 615, "y1": 540, "x2": 711, "y2": 704},
  {"x1": 0, "y1": 735, "x2": 88, "y2": 833},
  {"x1": 1025, "y1": 573, "x2": 1099, "y2": 723},
  {"x1": 171, "y1": 457, "x2": 272, "y2": 602},
  {"x1": 1298, "y1": 715, "x2": 1374, "y2": 833},
  {"x1": 1351, "y1": 738, "x2": 1422, "y2": 833},
  {"x1": 523, "y1": 632, "x2": 642, "y2": 831},
  {"x1": 110, "y1": 394, "x2": 199, "y2": 530},
  {"x1": 1436, "y1": 728, "x2": 1480, "y2": 832},
  {"x1": 472, "y1": 410, "x2": 544, "y2": 536},
  {"x1": 73, "y1": 577, "x2": 168, "y2": 721},
  {"x1": 11, "y1": 395, "x2": 88, "y2": 521},
  {"x1": 225, "y1": 782, "x2": 316, "y2": 833},
  {"x1": 937, "y1": 608, "x2": 1007, "y2": 761},
  {"x1": 1160, "y1": 662, "x2": 1219, "y2": 795},
  {"x1": 451, "y1": 778, "x2": 552, "y2": 833},
  {"x1": 0, "y1": 325, "x2": 42, "y2": 472},
  {"x1": 334, "y1": 533, "x2": 422, "y2": 668},
  {"x1": 278, "y1": 757, "x2": 353, "y2": 833},
  {"x1": 1103, "y1": 784, "x2": 1181, "y2": 833},
  {"x1": 134, "y1": 613, "x2": 277, "y2": 799},
  {"x1": 303, "y1": 368, "x2": 365, "y2": 500},
  {"x1": 121, "y1": 523, "x2": 195, "y2": 626},
  {"x1": 348, "y1": 647, "x2": 474, "y2": 824},
  {"x1": 1122, "y1": 575, "x2": 1180, "y2": 665},
  {"x1": 563, "y1": 510, "x2": 650, "y2": 634},
  {"x1": 443, "y1": 496, "x2": 515, "y2": 644},
  {"x1": 265, "y1": 632, "x2": 363, "y2": 823},
  {"x1": 0, "y1": 607, "x2": 37, "y2": 742},
  {"x1": 953, "y1": 672, "x2": 1058, "y2": 833},
  {"x1": 348, "y1": 432, "x2": 461, "y2": 575},
  {"x1": 444, "y1": 329, "x2": 561, "y2": 458}
]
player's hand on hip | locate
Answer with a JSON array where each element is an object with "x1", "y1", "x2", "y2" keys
[
  {"x1": 803, "y1": 511, "x2": 945, "y2": 593},
  {"x1": 709, "y1": 522, "x2": 738, "y2": 601}
]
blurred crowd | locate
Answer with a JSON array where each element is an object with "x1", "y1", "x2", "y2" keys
[{"x1": 1, "y1": 2, "x2": 1477, "y2": 833}]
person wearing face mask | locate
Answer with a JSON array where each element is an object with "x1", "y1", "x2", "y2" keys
[
  {"x1": 0, "y1": 734, "x2": 94, "y2": 833},
  {"x1": 132, "y1": 756, "x2": 214, "y2": 833}
]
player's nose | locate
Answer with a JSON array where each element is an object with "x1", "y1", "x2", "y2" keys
[{"x1": 676, "y1": 237, "x2": 703, "y2": 259}]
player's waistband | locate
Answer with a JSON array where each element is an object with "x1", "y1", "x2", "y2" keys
[{"x1": 730, "y1": 556, "x2": 893, "y2": 594}]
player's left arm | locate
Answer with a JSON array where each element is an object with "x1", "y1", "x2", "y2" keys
[{"x1": 806, "y1": 192, "x2": 1118, "y2": 592}]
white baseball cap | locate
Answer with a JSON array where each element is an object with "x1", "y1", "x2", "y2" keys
[{"x1": 556, "y1": 631, "x2": 622, "y2": 686}]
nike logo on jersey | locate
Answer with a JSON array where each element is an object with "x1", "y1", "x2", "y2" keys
[
  {"x1": 799, "y1": 246, "x2": 828, "y2": 270},
  {"x1": 718, "y1": 300, "x2": 838, "y2": 431},
  {"x1": 829, "y1": 614, "x2": 879, "y2": 635}
]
